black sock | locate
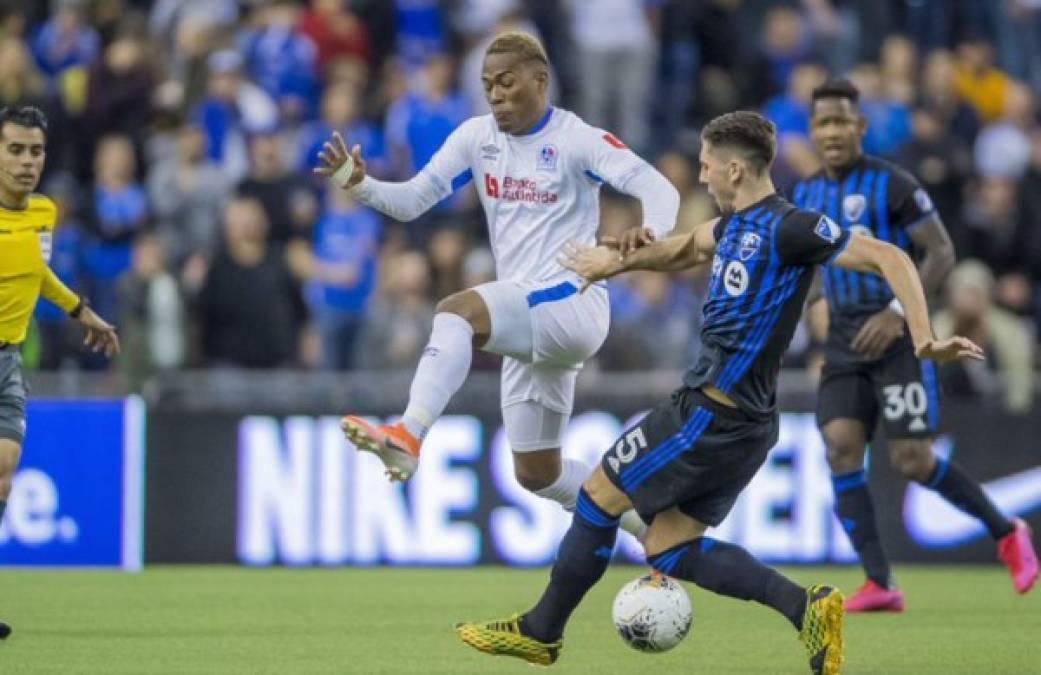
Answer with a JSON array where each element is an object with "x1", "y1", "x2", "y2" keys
[
  {"x1": 648, "y1": 537, "x2": 807, "y2": 630},
  {"x1": 521, "y1": 489, "x2": 619, "y2": 642},
  {"x1": 832, "y1": 470, "x2": 892, "y2": 587},
  {"x1": 922, "y1": 459, "x2": 1014, "y2": 540}
]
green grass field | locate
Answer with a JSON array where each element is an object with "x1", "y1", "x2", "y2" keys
[{"x1": 1, "y1": 566, "x2": 1037, "y2": 674}]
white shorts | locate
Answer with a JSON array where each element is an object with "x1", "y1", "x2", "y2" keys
[{"x1": 474, "y1": 277, "x2": 609, "y2": 451}]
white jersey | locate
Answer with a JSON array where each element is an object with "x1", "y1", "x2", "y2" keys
[{"x1": 351, "y1": 107, "x2": 678, "y2": 283}]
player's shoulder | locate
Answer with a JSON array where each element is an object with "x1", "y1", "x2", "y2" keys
[
  {"x1": 554, "y1": 108, "x2": 629, "y2": 148},
  {"x1": 455, "y1": 114, "x2": 497, "y2": 141},
  {"x1": 26, "y1": 194, "x2": 57, "y2": 228},
  {"x1": 865, "y1": 154, "x2": 921, "y2": 190}
]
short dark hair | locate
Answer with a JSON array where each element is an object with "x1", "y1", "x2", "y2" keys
[
  {"x1": 0, "y1": 106, "x2": 48, "y2": 136},
  {"x1": 811, "y1": 78, "x2": 860, "y2": 111},
  {"x1": 701, "y1": 111, "x2": 776, "y2": 174}
]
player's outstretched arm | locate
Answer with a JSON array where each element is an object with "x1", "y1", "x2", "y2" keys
[
  {"x1": 832, "y1": 233, "x2": 983, "y2": 364},
  {"x1": 561, "y1": 218, "x2": 718, "y2": 288},
  {"x1": 313, "y1": 130, "x2": 458, "y2": 223}
]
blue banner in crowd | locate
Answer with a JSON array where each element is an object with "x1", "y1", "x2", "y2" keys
[{"x1": 0, "y1": 398, "x2": 144, "y2": 569}]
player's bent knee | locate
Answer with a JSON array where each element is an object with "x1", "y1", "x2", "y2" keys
[
  {"x1": 822, "y1": 422, "x2": 868, "y2": 474},
  {"x1": 889, "y1": 440, "x2": 935, "y2": 482},
  {"x1": 435, "y1": 291, "x2": 490, "y2": 340},
  {"x1": 582, "y1": 466, "x2": 632, "y2": 517},
  {"x1": 644, "y1": 509, "x2": 708, "y2": 557},
  {"x1": 512, "y1": 449, "x2": 562, "y2": 493}
]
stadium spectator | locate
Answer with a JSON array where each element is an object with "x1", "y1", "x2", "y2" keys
[
  {"x1": 298, "y1": 81, "x2": 387, "y2": 178},
  {"x1": 117, "y1": 234, "x2": 185, "y2": 389},
  {"x1": 304, "y1": 186, "x2": 381, "y2": 370},
  {"x1": 848, "y1": 63, "x2": 912, "y2": 157},
  {"x1": 393, "y1": 0, "x2": 446, "y2": 71},
  {"x1": 568, "y1": 0, "x2": 658, "y2": 152},
  {"x1": 81, "y1": 134, "x2": 150, "y2": 322},
  {"x1": 30, "y1": 0, "x2": 99, "y2": 82},
  {"x1": 745, "y1": 5, "x2": 813, "y2": 106},
  {"x1": 236, "y1": 131, "x2": 318, "y2": 247},
  {"x1": 920, "y1": 49, "x2": 980, "y2": 143},
  {"x1": 147, "y1": 123, "x2": 228, "y2": 266},
  {"x1": 238, "y1": 0, "x2": 319, "y2": 122},
  {"x1": 933, "y1": 260, "x2": 1035, "y2": 414},
  {"x1": 196, "y1": 196, "x2": 304, "y2": 368},
  {"x1": 974, "y1": 83, "x2": 1035, "y2": 179},
  {"x1": 0, "y1": 37, "x2": 46, "y2": 107},
  {"x1": 427, "y1": 227, "x2": 467, "y2": 301},
  {"x1": 82, "y1": 31, "x2": 154, "y2": 165},
  {"x1": 954, "y1": 38, "x2": 1012, "y2": 124},
  {"x1": 958, "y1": 177, "x2": 1041, "y2": 317},
  {"x1": 355, "y1": 250, "x2": 434, "y2": 369},
  {"x1": 298, "y1": 0, "x2": 371, "y2": 76},
  {"x1": 895, "y1": 107, "x2": 972, "y2": 236},
  {"x1": 384, "y1": 52, "x2": 468, "y2": 181},
  {"x1": 192, "y1": 49, "x2": 278, "y2": 183}
]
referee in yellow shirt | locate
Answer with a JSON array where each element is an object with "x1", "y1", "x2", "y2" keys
[{"x1": 0, "y1": 106, "x2": 119, "y2": 639}]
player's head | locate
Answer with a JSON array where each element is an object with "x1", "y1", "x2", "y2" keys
[
  {"x1": 810, "y1": 78, "x2": 866, "y2": 172},
  {"x1": 699, "y1": 111, "x2": 776, "y2": 211},
  {"x1": 482, "y1": 31, "x2": 550, "y2": 134},
  {"x1": 0, "y1": 105, "x2": 47, "y2": 199}
]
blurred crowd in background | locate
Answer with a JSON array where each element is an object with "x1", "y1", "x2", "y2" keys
[{"x1": 6, "y1": 0, "x2": 1039, "y2": 412}]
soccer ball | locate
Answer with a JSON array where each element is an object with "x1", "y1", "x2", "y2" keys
[{"x1": 612, "y1": 573, "x2": 692, "y2": 653}]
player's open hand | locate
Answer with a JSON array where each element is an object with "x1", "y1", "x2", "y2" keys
[
  {"x1": 77, "y1": 306, "x2": 120, "y2": 358},
  {"x1": 559, "y1": 241, "x2": 622, "y2": 291},
  {"x1": 851, "y1": 307, "x2": 905, "y2": 359},
  {"x1": 602, "y1": 227, "x2": 656, "y2": 257},
  {"x1": 914, "y1": 336, "x2": 984, "y2": 364},
  {"x1": 313, "y1": 131, "x2": 366, "y2": 189}
]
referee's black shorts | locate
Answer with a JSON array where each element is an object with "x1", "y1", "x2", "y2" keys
[{"x1": 601, "y1": 387, "x2": 777, "y2": 527}]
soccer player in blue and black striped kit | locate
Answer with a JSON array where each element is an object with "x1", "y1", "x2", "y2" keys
[
  {"x1": 794, "y1": 80, "x2": 1038, "y2": 612},
  {"x1": 456, "y1": 111, "x2": 984, "y2": 675}
]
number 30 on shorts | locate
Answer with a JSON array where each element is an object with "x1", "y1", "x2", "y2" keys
[{"x1": 882, "y1": 382, "x2": 927, "y2": 420}]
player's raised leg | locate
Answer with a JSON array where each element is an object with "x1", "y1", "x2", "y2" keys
[
  {"x1": 341, "y1": 289, "x2": 489, "y2": 481},
  {"x1": 888, "y1": 438, "x2": 1038, "y2": 594},
  {"x1": 500, "y1": 357, "x2": 646, "y2": 540}
]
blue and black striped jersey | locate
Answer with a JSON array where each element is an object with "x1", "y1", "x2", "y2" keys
[
  {"x1": 683, "y1": 194, "x2": 850, "y2": 418},
  {"x1": 792, "y1": 155, "x2": 936, "y2": 358}
]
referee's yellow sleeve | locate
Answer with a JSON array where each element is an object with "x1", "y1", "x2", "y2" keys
[{"x1": 40, "y1": 265, "x2": 79, "y2": 314}]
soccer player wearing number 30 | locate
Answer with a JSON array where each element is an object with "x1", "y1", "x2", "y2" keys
[
  {"x1": 314, "y1": 32, "x2": 679, "y2": 541},
  {"x1": 794, "y1": 80, "x2": 1038, "y2": 611},
  {"x1": 0, "y1": 106, "x2": 121, "y2": 639}
]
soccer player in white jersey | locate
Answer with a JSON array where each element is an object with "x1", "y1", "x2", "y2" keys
[{"x1": 314, "y1": 31, "x2": 679, "y2": 539}]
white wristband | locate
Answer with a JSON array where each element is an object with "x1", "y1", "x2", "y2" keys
[
  {"x1": 331, "y1": 154, "x2": 356, "y2": 189},
  {"x1": 888, "y1": 298, "x2": 905, "y2": 317}
]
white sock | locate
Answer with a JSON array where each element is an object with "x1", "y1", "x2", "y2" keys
[
  {"x1": 535, "y1": 458, "x2": 648, "y2": 541},
  {"x1": 534, "y1": 458, "x2": 590, "y2": 511},
  {"x1": 402, "y1": 312, "x2": 474, "y2": 440}
]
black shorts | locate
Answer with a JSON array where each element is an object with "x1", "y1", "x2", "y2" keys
[
  {"x1": 817, "y1": 343, "x2": 941, "y2": 440},
  {"x1": 601, "y1": 387, "x2": 778, "y2": 527}
]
